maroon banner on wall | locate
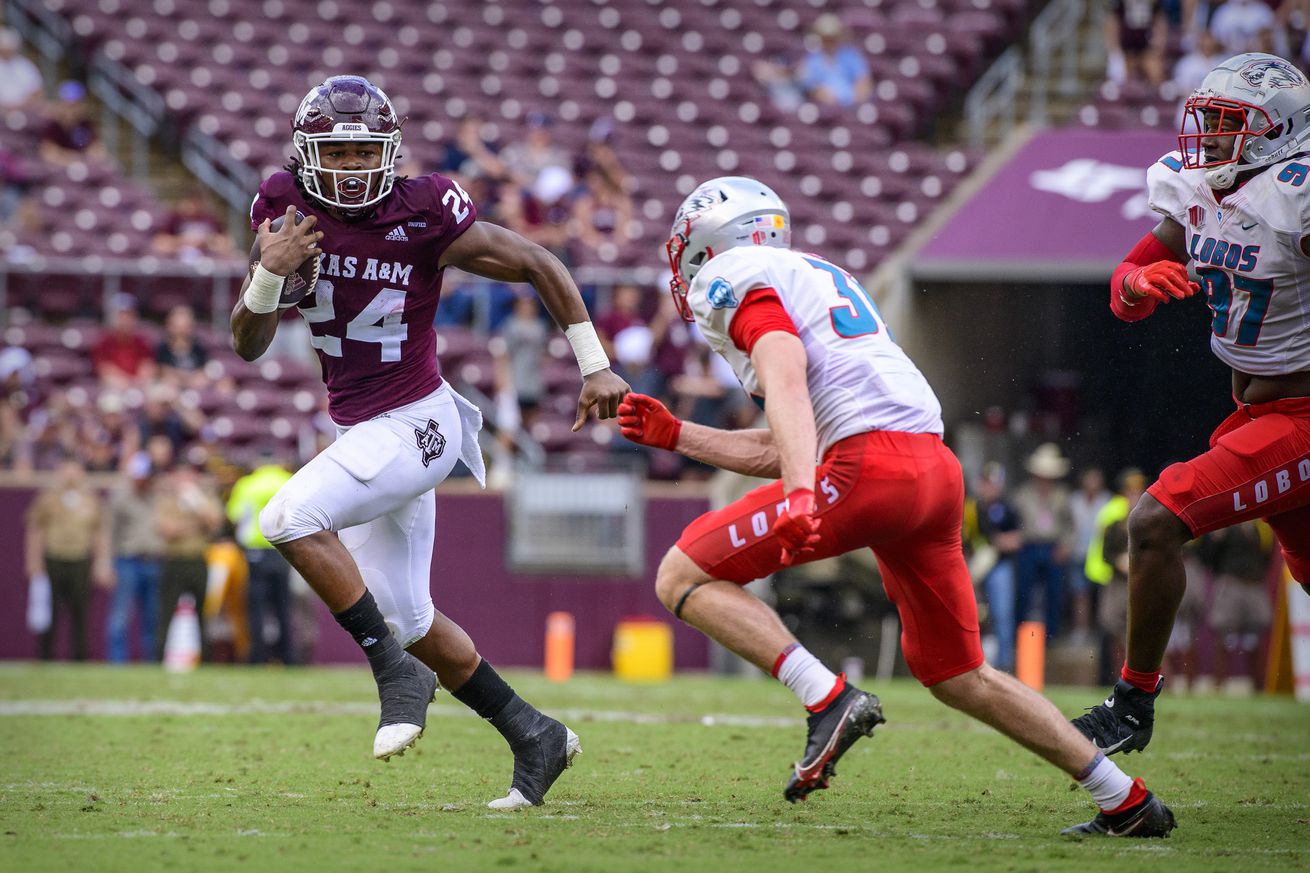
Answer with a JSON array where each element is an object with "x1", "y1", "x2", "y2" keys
[
  {"x1": 0, "y1": 488, "x2": 713, "y2": 671},
  {"x1": 915, "y1": 129, "x2": 1177, "y2": 282}
]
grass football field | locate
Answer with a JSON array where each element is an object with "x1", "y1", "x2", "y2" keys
[{"x1": 1, "y1": 664, "x2": 1307, "y2": 872}]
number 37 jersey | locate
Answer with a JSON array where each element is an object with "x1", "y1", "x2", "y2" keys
[
  {"x1": 250, "y1": 171, "x2": 476, "y2": 425},
  {"x1": 689, "y1": 246, "x2": 943, "y2": 453},
  {"x1": 1147, "y1": 151, "x2": 1310, "y2": 376}
]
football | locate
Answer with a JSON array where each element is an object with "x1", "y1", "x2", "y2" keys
[{"x1": 267, "y1": 213, "x2": 322, "y2": 309}]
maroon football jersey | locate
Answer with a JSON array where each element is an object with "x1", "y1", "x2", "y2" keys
[{"x1": 250, "y1": 171, "x2": 476, "y2": 425}]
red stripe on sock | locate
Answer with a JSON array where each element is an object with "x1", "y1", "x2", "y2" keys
[
  {"x1": 1120, "y1": 665, "x2": 1161, "y2": 694},
  {"x1": 771, "y1": 643, "x2": 799, "y2": 678},
  {"x1": 1104, "y1": 777, "x2": 1149, "y2": 815},
  {"x1": 805, "y1": 672, "x2": 847, "y2": 713}
]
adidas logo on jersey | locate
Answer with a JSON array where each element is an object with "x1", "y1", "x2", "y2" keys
[{"x1": 385, "y1": 225, "x2": 409, "y2": 242}]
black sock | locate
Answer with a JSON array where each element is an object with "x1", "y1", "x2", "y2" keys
[
  {"x1": 333, "y1": 590, "x2": 406, "y2": 681},
  {"x1": 452, "y1": 659, "x2": 544, "y2": 746}
]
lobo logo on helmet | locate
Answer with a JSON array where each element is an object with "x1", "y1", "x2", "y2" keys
[
  {"x1": 1239, "y1": 58, "x2": 1306, "y2": 90},
  {"x1": 707, "y1": 277, "x2": 738, "y2": 309},
  {"x1": 675, "y1": 187, "x2": 725, "y2": 224}
]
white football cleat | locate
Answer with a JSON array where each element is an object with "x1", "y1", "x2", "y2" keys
[{"x1": 373, "y1": 722, "x2": 424, "y2": 761}]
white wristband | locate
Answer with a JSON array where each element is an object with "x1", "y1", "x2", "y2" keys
[
  {"x1": 243, "y1": 263, "x2": 284, "y2": 314},
  {"x1": 565, "y1": 321, "x2": 610, "y2": 376}
]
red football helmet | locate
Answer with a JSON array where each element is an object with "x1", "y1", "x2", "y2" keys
[{"x1": 292, "y1": 75, "x2": 403, "y2": 211}]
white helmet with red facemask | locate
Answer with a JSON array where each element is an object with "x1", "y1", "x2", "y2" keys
[
  {"x1": 1180, "y1": 53, "x2": 1310, "y2": 190},
  {"x1": 666, "y1": 176, "x2": 790, "y2": 322}
]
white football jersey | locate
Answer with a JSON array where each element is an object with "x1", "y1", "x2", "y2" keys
[
  {"x1": 687, "y1": 246, "x2": 943, "y2": 454},
  {"x1": 1147, "y1": 150, "x2": 1310, "y2": 375}
]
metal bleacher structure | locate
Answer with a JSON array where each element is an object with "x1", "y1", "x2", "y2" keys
[{"x1": 3, "y1": 0, "x2": 1087, "y2": 467}]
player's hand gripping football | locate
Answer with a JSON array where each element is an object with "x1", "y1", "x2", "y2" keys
[
  {"x1": 773, "y1": 488, "x2": 822, "y2": 566},
  {"x1": 574, "y1": 369, "x2": 631, "y2": 432},
  {"x1": 1122, "y1": 261, "x2": 1200, "y2": 303},
  {"x1": 256, "y1": 205, "x2": 324, "y2": 276},
  {"x1": 616, "y1": 393, "x2": 683, "y2": 450}
]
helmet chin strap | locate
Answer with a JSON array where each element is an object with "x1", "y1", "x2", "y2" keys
[{"x1": 1205, "y1": 162, "x2": 1240, "y2": 189}]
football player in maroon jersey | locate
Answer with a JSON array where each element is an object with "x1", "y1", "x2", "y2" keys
[{"x1": 232, "y1": 76, "x2": 628, "y2": 809}]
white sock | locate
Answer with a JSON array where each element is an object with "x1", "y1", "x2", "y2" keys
[
  {"x1": 772, "y1": 644, "x2": 840, "y2": 709},
  {"x1": 1076, "y1": 753, "x2": 1133, "y2": 811}
]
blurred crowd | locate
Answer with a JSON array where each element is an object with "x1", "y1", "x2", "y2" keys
[
  {"x1": 1104, "y1": 0, "x2": 1310, "y2": 93},
  {"x1": 1, "y1": 28, "x2": 233, "y2": 260},
  {"x1": 963, "y1": 444, "x2": 1280, "y2": 693},
  {"x1": 421, "y1": 109, "x2": 639, "y2": 278},
  {"x1": 752, "y1": 13, "x2": 874, "y2": 114}
]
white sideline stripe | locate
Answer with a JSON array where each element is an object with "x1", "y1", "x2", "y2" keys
[{"x1": 0, "y1": 699, "x2": 798, "y2": 728}]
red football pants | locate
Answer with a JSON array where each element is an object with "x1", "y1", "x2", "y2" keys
[
  {"x1": 1148, "y1": 396, "x2": 1310, "y2": 582},
  {"x1": 676, "y1": 431, "x2": 983, "y2": 686}
]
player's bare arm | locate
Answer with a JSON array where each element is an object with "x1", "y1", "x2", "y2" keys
[
  {"x1": 750, "y1": 331, "x2": 818, "y2": 494},
  {"x1": 231, "y1": 205, "x2": 323, "y2": 361},
  {"x1": 439, "y1": 220, "x2": 629, "y2": 428}
]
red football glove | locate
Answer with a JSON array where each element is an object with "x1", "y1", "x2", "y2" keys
[
  {"x1": 1123, "y1": 261, "x2": 1200, "y2": 304},
  {"x1": 617, "y1": 393, "x2": 682, "y2": 451},
  {"x1": 773, "y1": 488, "x2": 822, "y2": 566}
]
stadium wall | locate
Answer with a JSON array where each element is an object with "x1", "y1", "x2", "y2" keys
[{"x1": 0, "y1": 487, "x2": 713, "y2": 671}]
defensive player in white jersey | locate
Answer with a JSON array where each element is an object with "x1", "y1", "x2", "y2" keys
[
  {"x1": 1073, "y1": 53, "x2": 1310, "y2": 758},
  {"x1": 619, "y1": 176, "x2": 1174, "y2": 835}
]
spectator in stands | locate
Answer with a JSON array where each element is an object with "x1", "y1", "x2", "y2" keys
[
  {"x1": 500, "y1": 110, "x2": 570, "y2": 191},
  {"x1": 1209, "y1": 0, "x2": 1278, "y2": 54},
  {"x1": 1013, "y1": 444, "x2": 1075, "y2": 639},
  {"x1": 649, "y1": 290, "x2": 693, "y2": 392},
  {"x1": 513, "y1": 164, "x2": 576, "y2": 266},
  {"x1": 105, "y1": 451, "x2": 163, "y2": 663},
  {"x1": 488, "y1": 294, "x2": 548, "y2": 482},
  {"x1": 753, "y1": 54, "x2": 807, "y2": 113},
  {"x1": 155, "y1": 304, "x2": 210, "y2": 388},
  {"x1": 24, "y1": 456, "x2": 111, "y2": 660},
  {"x1": 494, "y1": 292, "x2": 548, "y2": 423},
  {"x1": 1105, "y1": 0, "x2": 1168, "y2": 87},
  {"x1": 227, "y1": 454, "x2": 296, "y2": 664},
  {"x1": 38, "y1": 81, "x2": 107, "y2": 167},
  {"x1": 1277, "y1": 0, "x2": 1310, "y2": 68},
  {"x1": 1068, "y1": 467, "x2": 1112, "y2": 643},
  {"x1": 797, "y1": 14, "x2": 872, "y2": 108},
  {"x1": 572, "y1": 165, "x2": 635, "y2": 260},
  {"x1": 976, "y1": 462, "x2": 1023, "y2": 672},
  {"x1": 137, "y1": 383, "x2": 202, "y2": 458},
  {"x1": 573, "y1": 117, "x2": 632, "y2": 195},
  {"x1": 0, "y1": 28, "x2": 43, "y2": 110},
  {"x1": 151, "y1": 188, "x2": 233, "y2": 260},
  {"x1": 1202, "y1": 520, "x2": 1274, "y2": 693},
  {"x1": 1171, "y1": 29, "x2": 1228, "y2": 95},
  {"x1": 437, "y1": 116, "x2": 507, "y2": 184},
  {"x1": 612, "y1": 324, "x2": 662, "y2": 398},
  {"x1": 84, "y1": 391, "x2": 140, "y2": 474},
  {"x1": 0, "y1": 146, "x2": 37, "y2": 227},
  {"x1": 595, "y1": 283, "x2": 646, "y2": 363},
  {"x1": 154, "y1": 465, "x2": 222, "y2": 661},
  {"x1": 92, "y1": 293, "x2": 156, "y2": 389}
]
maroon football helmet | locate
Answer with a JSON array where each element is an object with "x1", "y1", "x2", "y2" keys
[{"x1": 292, "y1": 75, "x2": 403, "y2": 211}]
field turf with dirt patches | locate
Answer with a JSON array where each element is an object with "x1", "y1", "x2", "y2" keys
[{"x1": 1, "y1": 664, "x2": 1307, "y2": 872}]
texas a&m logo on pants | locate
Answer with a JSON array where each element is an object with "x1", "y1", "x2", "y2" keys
[{"x1": 415, "y1": 419, "x2": 446, "y2": 467}]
